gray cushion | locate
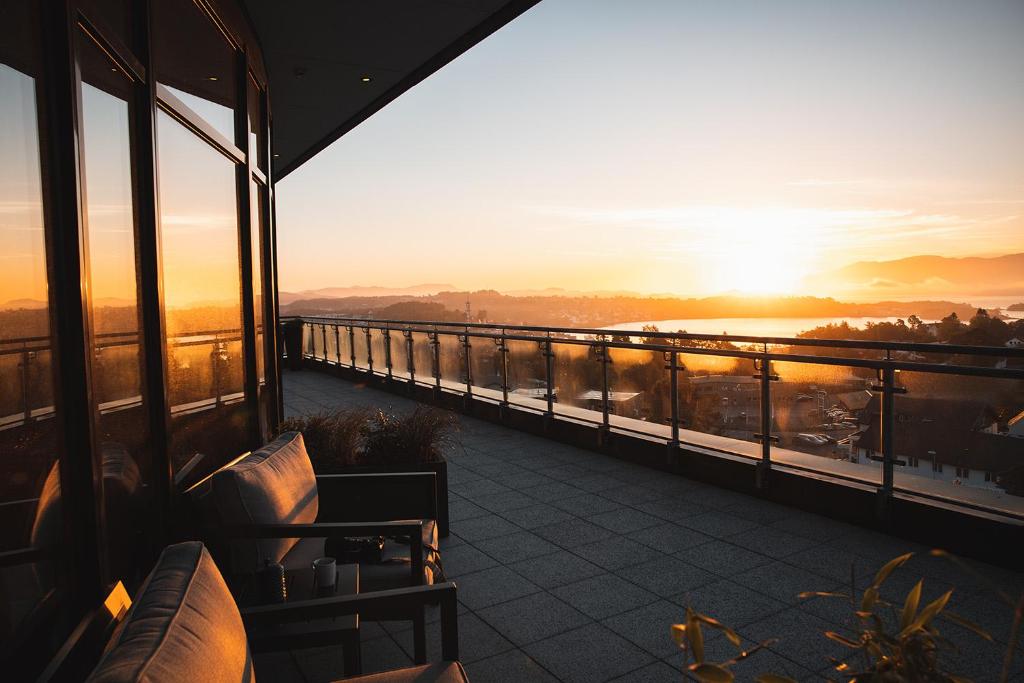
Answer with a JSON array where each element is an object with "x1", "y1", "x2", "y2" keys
[
  {"x1": 194, "y1": 431, "x2": 319, "y2": 574},
  {"x1": 337, "y1": 662, "x2": 468, "y2": 682},
  {"x1": 87, "y1": 542, "x2": 252, "y2": 683}
]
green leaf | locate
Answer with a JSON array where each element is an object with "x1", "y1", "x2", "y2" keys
[
  {"x1": 755, "y1": 675, "x2": 798, "y2": 683},
  {"x1": 671, "y1": 623, "x2": 687, "y2": 649},
  {"x1": 824, "y1": 631, "x2": 861, "y2": 648},
  {"x1": 941, "y1": 611, "x2": 994, "y2": 642},
  {"x1": 900, "y1": 589, "x2": 953, "y2": 637},
  {"x1": 861, "y1": 586, "x2": 879, "y2": 612},
  {"x1": 690, "y1": 663, "x2": 735, "y2": 683},
  {"x1": 687, "y1": 610, "x2": 705, "y2": 663},
  {"x1": 900, "y1": 579, "x2": 923, "y2": 630},
  {"x1": 871, "y1": 552, "x2": 913, "y2": 588}
]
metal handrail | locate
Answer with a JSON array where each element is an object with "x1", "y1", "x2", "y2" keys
[{"x1": 287, "y1": 315, "x2": 1024, "y2": 521}]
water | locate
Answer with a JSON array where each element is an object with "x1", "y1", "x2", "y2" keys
[{"x1": 603, "y1": 316, "x2": 934, "y2": 339}]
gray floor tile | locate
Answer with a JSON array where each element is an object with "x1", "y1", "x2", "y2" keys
[
  {"x1": 463, "y1": 649, "x2": 559, "y2": 683},
  {"x1": 672, "y1": 578, "x2": 787, "y2": 628},
  {"x1": 551, "y1": 574, "x2": 660, "y2": 620},
  {"x1": 498, "y1": 502, "x2": 575, "y2": 530},
  {"x1": 524, "y1": 623, "x2": 656, "y2": 683},
  {"x1": 474, "y1": 530, "x2": 561, "y2": 562},
  {"x1": 441, "y1": 542, "x2": 501, "y2": 577},
  {"x1": 728, "y1": 525, "x2": 822, "y2": 559},
  {"x1": 587, "y1": 508, "x2": 664, "y2": 534},
  {"x1": 743, "y1": 608, "x2": 847, "y2": 674},
  {"x1": 533, "y1": 518, "x2": 611, "y2": 549},
  {"x1": 521, "y1": 481, "x2": 587, "y2": 503},
  {"x1": 477, "y1": 591, "x2": 592, "y2": 646},
  {"x1": 391, "y1": 612, "x2": 515, "y2": 665},
  {"x1": 676, "y1": 510, "x2": 762, "y2": 538},
  {"x1": 508, "y1": 550, "x2": 606, "y2": 589},
  {"x1": 451, "y1": 514, "x2": 522, "y2": 542},
  {"x1": 630, "y1": 522, "x2": 714, "y2": 554},
  {"x1": 730, "y1": 561, "x2": 840, "y2": 606},
  {"x1": 608, "y1": 660, "x2": 681, "y2": 682},
  {"x1": 449, "y1": 498, "x2": 490, "y2": 522},
  {"x1": 600, "y1": 599, "x2": 687, "y2": 659},
  {"x1": 474, "y1": 489, "x2": 541, "y2": 514},
  {"x1": 675, "y1": 539, "x2": 773, "y2": 577},
  {"x1": 615, "y1": 556, "x2": 718, "y2": 597},
  {"x1": 571, "y1": 537, "x2": 667, "y2": 571},
  {"x1": 454, "y1": 565, "x2": 542, "y2": 610},
  {"x1": 599, "y1": 483, "x2": 672, "y2": 506},
  {"x1": 550, "y1": 492, "x2": 625, "y2": 516}
]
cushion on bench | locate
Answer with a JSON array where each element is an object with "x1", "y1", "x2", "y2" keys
[
  {"x1": 87, "y1": 541, "x2": 252, "y2": 683},
  {"x1": 191, "y1": 431, "x2": 319, "y2": 574}
]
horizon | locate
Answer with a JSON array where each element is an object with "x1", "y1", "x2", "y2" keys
[{"x1": 276, "y1": 0, "x2": 1024, "y2": 300}]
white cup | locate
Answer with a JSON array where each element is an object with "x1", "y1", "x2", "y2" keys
[{"x1": 312, "y1": 556, "x2": 337, "y2": 591}]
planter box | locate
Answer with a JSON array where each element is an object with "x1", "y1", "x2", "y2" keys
[{"x1": 316, "y1": 459, "x2": 449, "y2": 538}]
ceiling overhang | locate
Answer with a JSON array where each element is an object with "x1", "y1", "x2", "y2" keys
[{"x1": 242, "y1": 0, "x2": 540, "y2": 180}]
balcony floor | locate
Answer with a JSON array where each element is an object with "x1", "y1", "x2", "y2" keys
[{"x1": 269, "y1": 370, "x2": 1024, "y2": 682}]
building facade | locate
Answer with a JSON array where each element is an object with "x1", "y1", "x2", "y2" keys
[{"x1": 0, "y1": 1, "x2": 278, "y2": 676}]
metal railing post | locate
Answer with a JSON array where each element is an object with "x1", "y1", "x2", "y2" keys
[
  {"x1": 321, "y1": 324, "x2": 328, "y2": 362},
  {"x1": 544, "y1": 336, "x2": 554, "y2": 417},
  {"x1": 463, "y1": 330, "x2": 472, "y2": 397},
  {"x1": 19, "y1": 350, "x2": 33, "y2": 423},
  {"x1": 348, "y1": 325, "x2": 356, "y2": 368},
  {"x1": 404, "y1": 329, "x2": 415, "y2": 386},
  {"x1": 873, "y1": 358, "x2": 905, "y2": 518},
  {"x1": 753, "y1": 350, "x2": 779, "y2": 489},
  {"x1": 498, "y1": 331, "x2": 509, "y2": 407},
  {"x1": 668, "y1": 348, "x2": 680, "y2": 447},
  {"x1": 333, "y1": 324, "x2": 341, "y2": 365},
  {"x1": 431, "y1": 329, "x2": 441, "y2": 393},
  {"x1": 383, "y1": 328, "x2": 392, "y2": 379},
  {"x1": 600, "y1": 340, "x2": 611, "y2": 432},
  {"x1": 365, "y1": 327, "x2": 374, "y2": 374}
]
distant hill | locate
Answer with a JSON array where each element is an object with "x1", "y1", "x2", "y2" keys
[
  {"x1": 1, "y1": 298, "x2": 47, "y2": 311},
  {"x1": 279, "y1": 283, "x2": 454, "y2": 306},
  {"x1": 805, "y1": 253, "x2": 1024, "y2": 299},
  {"x1": 282, "y1": 290, "x2": 979, "y2": 328}
]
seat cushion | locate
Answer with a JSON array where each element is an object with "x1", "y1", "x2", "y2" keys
[
  {"x1": 194, "y1": 431, "x2": 319, "y2": 574},
  {"x1": 336, "y1": 661, "x2": 468, "y2": 682},
  {"x1": 87, "y1": 542, "x2": 252, "y2": 683}
]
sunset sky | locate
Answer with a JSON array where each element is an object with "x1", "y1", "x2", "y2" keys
[{"x1": 279, "y1": 1, "x2": 1021, "y2": 296}]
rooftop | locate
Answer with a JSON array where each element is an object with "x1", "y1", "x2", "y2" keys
[{"x1": 271, "y1": 370, "x2": 1024, "y2": 682}]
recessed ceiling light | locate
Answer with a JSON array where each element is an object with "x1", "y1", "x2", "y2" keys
[
  {"x1": 205, "y1": 76, "x2": 219, "y2": 81},
  {"x1": 273, "y1": 153, "x2": 280, "y2": 157},
  {"x1": 360, "y1": 76, "x2": 372, "y2": 83}
]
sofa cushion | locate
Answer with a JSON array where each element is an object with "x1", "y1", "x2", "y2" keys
[
  {"x1": 87, "y1": 542, "x2": 252, "y2": 683},
  {"x1": 194, "y1": 432, "x2": 319, "y2": 574},
  {"x1": 337, "y1": 661, "x2": 468, "y2": 682}
]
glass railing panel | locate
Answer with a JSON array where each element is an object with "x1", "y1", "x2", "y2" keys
[
  {"x1": 606, "y1": 345, "x2": 671, "y2": 438},
  {"x1": 892, "y1": 370, "x2": 1024, "y2": 516},
  {"x1": 468, "y1": 334, "x2": 503, "y2": 399},
  {"x1": 675, "y1": 351, "x2": 761, "y2": 459},
  {"x1": 771, "y1": 360, "x2": 880, "y2": 484},
  {"x1": 324, "y1": 324, "x2": 339, "y2": 364},
  {"x1": 437, "y1": 332, "x2": 465, "y2": 390},
  {"x1": 353, "y1": 326, "x2": 370, "y2": 370},
  {"x1": 93, "y1": 339, "x2": 143, "y2": 410},
  {"x1": 388, "y1": 330, "x2": 412, "y2": 380},
  {"x1": 506, "y1": 338, "x2": 548, "y2": 410},
  {"x1": 303, "y1": 323, "x2": 317, "y2": 358},
  {"x1": 370, "y1": 328, "x2": 390, "y2": 376},
  {"x1": 550, "y1": 339, "x2": 600, "y2": 423},
  {"x1": 310, "y1": 323, "x2": 326, "y2": 360},
  {"x1": 167, "y1": 336, "x2": 244, "y2": 411},
  {"x1": 337, "y1": 326, "x2": 354, "y2": 366},
  {"x1": 410, "y1": 331, "x2": 434, "y2": 385}
]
